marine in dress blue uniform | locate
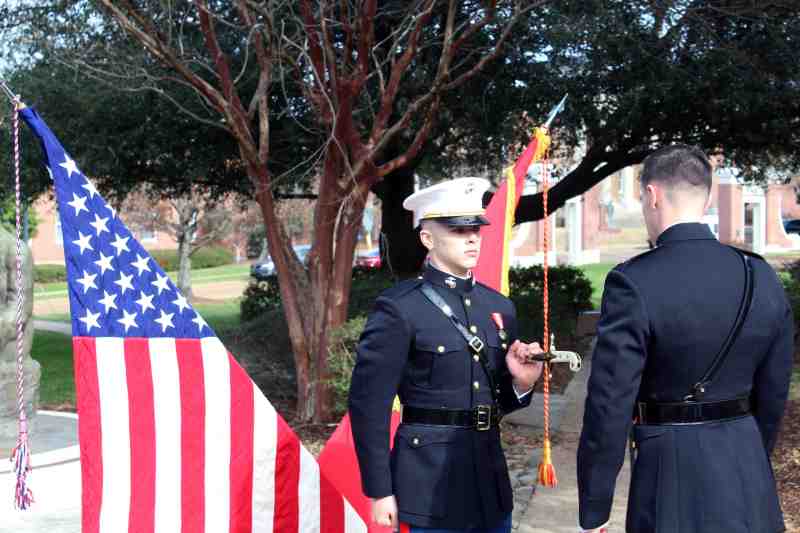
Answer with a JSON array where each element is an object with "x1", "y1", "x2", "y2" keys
[
  {"x1": 577, "y1": 146, "x2": 794, "y2": 533},
  {"x1": 349, "y1": 178, "x2": 542, "y2": 532}
]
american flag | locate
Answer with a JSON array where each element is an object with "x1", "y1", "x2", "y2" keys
[{"x1": 20, "y1": 107, "x2": 366, "y2": 533}]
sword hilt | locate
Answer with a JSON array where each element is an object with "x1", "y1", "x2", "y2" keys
[{"x1": 525, "y1": 334, "x2": 582, "y2": 372}]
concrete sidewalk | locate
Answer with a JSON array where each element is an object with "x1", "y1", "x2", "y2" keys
[
  {"x1": 1, "y1": 411, "x2": 81, "y2": 533},
  {"x1": 515, "y1": 354, "x2": 632, "y2": 532}
]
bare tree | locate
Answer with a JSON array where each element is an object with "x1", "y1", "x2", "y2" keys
[{"x1": 123, "y1": 186, "x2": 233, "y2": 298}]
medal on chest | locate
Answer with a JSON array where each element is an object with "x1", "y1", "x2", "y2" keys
[{"x1": 491, "y1": 312, "x2": 507, "y2": 340}]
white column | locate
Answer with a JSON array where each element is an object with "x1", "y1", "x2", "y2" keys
[
  {"x1": 566, "y1": 197, "x2": 582, "y2": 265},
  {"x1": 743, "y1": 186, "x2": 766, "y2": 255},
  {"x1": 752, "y1": 200, "x2": 766, "y2": 254}
]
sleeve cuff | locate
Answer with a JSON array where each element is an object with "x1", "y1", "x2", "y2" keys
[
  {"x1": 578, "y1": 521, "x2": 609, "y2": 532},
  {"x1": 512, "y1": 383, "x2": 534, "y2": 400},
  {"x1": 578, "y1": 497, "x2": 613, "y2": 531}
]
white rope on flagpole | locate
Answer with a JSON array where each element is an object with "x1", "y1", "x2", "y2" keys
[{"x1": 7, "y1": 84, "x2": 34, "y2": 509}]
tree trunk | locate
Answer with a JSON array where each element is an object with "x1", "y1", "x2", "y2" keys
[
  {"x1": 372, "y1": 159, "x2": 427, "y2": 278},
  {"x1": 316, "y1": 183, "x2": 370, "y2": 420},
  {"x1": 252, "y1": 167, "x2": 315, "y2": 420},
  {"x1": 251, "y1": 164, "x2": 368, "y2": 423},
  {"x1": 177, "y1": 235, "x2": 193, "y2": 299}
]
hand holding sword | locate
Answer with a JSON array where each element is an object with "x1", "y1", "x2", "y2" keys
[{"x1": 525, "y1": 334, "x2": 582, "y2": 372}]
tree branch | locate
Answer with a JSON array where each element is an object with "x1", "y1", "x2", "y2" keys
[
  {"x1": 368, "y1": 0, "x2": 436, "y2": 146},
  {"x1": 377, "y1": 95, "x2": 440, "y2": 178},
  {"x1": 514, "y1": 148, "x2": 653, "y2": 223},
  {"x1": 444, "y1": 1, "x2": 545, "y2": 92},
  {"x1": 193, "y1": 0, "x2": 258, "y2": 160},
  {"x1": 236, "y1": 0, "x2": 272, "y2": 164}
]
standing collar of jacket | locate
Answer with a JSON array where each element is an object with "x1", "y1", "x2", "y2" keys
[
  {"x1": 656, "y1": 222, "x2": 716, "y2": 246},
  {"x1": 423, "y1": 262, "x2": 476, "y2": 293}
]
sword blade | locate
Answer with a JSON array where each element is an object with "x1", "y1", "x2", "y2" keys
[{"x1": 542, "y1": 94, "x2": 568, "y2": 129}]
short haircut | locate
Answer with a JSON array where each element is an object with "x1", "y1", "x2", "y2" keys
[{"x1": 640, "y1": 144, "x2": 712, "y2": 193}]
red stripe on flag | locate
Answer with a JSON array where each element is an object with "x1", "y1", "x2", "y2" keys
[
  {"x1": 319, "y1": 472, "x2": 345, "y2": 533},
  {"x1": 73, "y1": 337, "x2": 102, "y2": 533},
  {"x1": 274, "y1": 416, "x2": 300, "y2": 533},
  {"x1": 124, "y1": 338, "x2": 156, "y2": 533},
  {"x1": 228, "y1": 354, "x2": 254, "y2": 533},
  {"x1": 177, "y1": 339, "x2": 206, "y2": 533}
]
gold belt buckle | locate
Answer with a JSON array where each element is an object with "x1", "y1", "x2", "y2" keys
[{"x1": 475, "y1": 405, "x2": 492, "y2": 431}]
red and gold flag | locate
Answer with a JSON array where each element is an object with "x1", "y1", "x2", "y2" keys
[{"x1": 473, "y1": 127, "x2": 551, "y2": 292}]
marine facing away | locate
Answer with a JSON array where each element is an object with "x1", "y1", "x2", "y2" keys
[{"x1": 577, "y1": 145, "x2": 794, "y2": 533}]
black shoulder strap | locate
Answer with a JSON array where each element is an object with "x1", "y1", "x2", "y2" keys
[
  {"x1": 686, "y1": 248, "x2": 754, "y2": 400},
  {"x1": 419, "y1": 283, "x2": 501, "y2": 406}
]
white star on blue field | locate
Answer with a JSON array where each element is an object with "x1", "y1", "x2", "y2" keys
[{"x1": 21, "y1": 108, "x2": 212, "y2": 339}]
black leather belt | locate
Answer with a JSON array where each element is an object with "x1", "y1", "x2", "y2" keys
[
  {"x1": 636, "y1": 397, "x2": 751, "y2": 425},
  {"x1": 402, "y1": 405, "x2": 501, "y2": 431}
]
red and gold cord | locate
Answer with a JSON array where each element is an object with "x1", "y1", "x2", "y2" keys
[{"x1": 537, "y1": 149, "x2": 558, "y2": 488}]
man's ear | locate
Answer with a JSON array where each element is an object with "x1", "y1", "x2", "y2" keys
[
  {"x1": 645, "y1": 183, "x2": 659, "y2": 210},
  {"x1": 419, "y1": 227, "x2": 434, "y2": 251}
]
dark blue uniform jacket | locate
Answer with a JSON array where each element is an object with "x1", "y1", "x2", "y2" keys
[
  {"x1": 348, "y1": 265, "x2": 533, "y2": 529},
  {"x1": 578, "y1": 223, "x2": 794, "y2": 533}
]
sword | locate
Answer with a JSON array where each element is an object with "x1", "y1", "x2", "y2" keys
[
  {"x1": 542, "y1": 94, "x2": 568, "y2": 130},
  {"x1": 527, "y1": 334, "x2": 582, "y2": 372}
]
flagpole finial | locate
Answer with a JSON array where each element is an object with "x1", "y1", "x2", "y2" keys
[
  {"x1": 0, "y1": 80, "x2": 21, "y2": 105},
  {"x1": 542, "y1": 94, "x2": 568, "y2": 130}
]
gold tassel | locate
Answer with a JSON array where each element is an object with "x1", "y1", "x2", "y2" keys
[{"x1": 537, "y1": 438, "x2": 558, "y2": 487}]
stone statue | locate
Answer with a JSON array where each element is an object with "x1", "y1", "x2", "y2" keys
[{"x1": 0, "y1": 224, "x2": 39, "y2": 445}]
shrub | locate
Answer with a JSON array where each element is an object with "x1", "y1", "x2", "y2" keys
[
  {"x1": 149, "y1": 246, "x2": 234, "y2": 271},
  {"x1": 781, "y1": 275, "x2": 800, "y2": 359},
  {"x1": 327, "y1": 316, "x2": 367, "y2": 416},
  {"x1": 240, "y1": 277, "x2": 282, "y2": 322},
  {"x1": 348, "y1": 267, "x2": 395, "y2": 315},
  {"x1": 193, "y1": 246, "x2": 235, "y2": 268},
  {"x1": 784, "y1": 258, "x2": 800, "y2": 285},
  {"x1": 240, "y1": 266, "x2": 396, "y2": 323},
  {"x1": 509, "y1": 265, "x2": 594, "y2": 344},
  {"x1": 34, "y1": 264, "x2": 68, "y2": 284}
]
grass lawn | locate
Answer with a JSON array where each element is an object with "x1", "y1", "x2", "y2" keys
[
  {"x1": 579, "y1": 262, "x2": 615, "y2": 308},
  {"x1": 31, "y1": 330, "x2": 76, "y2": 409}
]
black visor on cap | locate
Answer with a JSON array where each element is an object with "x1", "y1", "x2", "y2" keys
[{"x1": 434, "y1": 214, "x2": 490, "y2": 227}]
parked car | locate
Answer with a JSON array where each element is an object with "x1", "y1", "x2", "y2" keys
[
  {"x1": 354, "y1": 248, "x2": 381, "y2": 269},
  {"x1": 250, "y1": 244, "x2": 312, "y2": 280},
  {"x1": 784, "y1": 219, "x2": 800, "y2": 235}
]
